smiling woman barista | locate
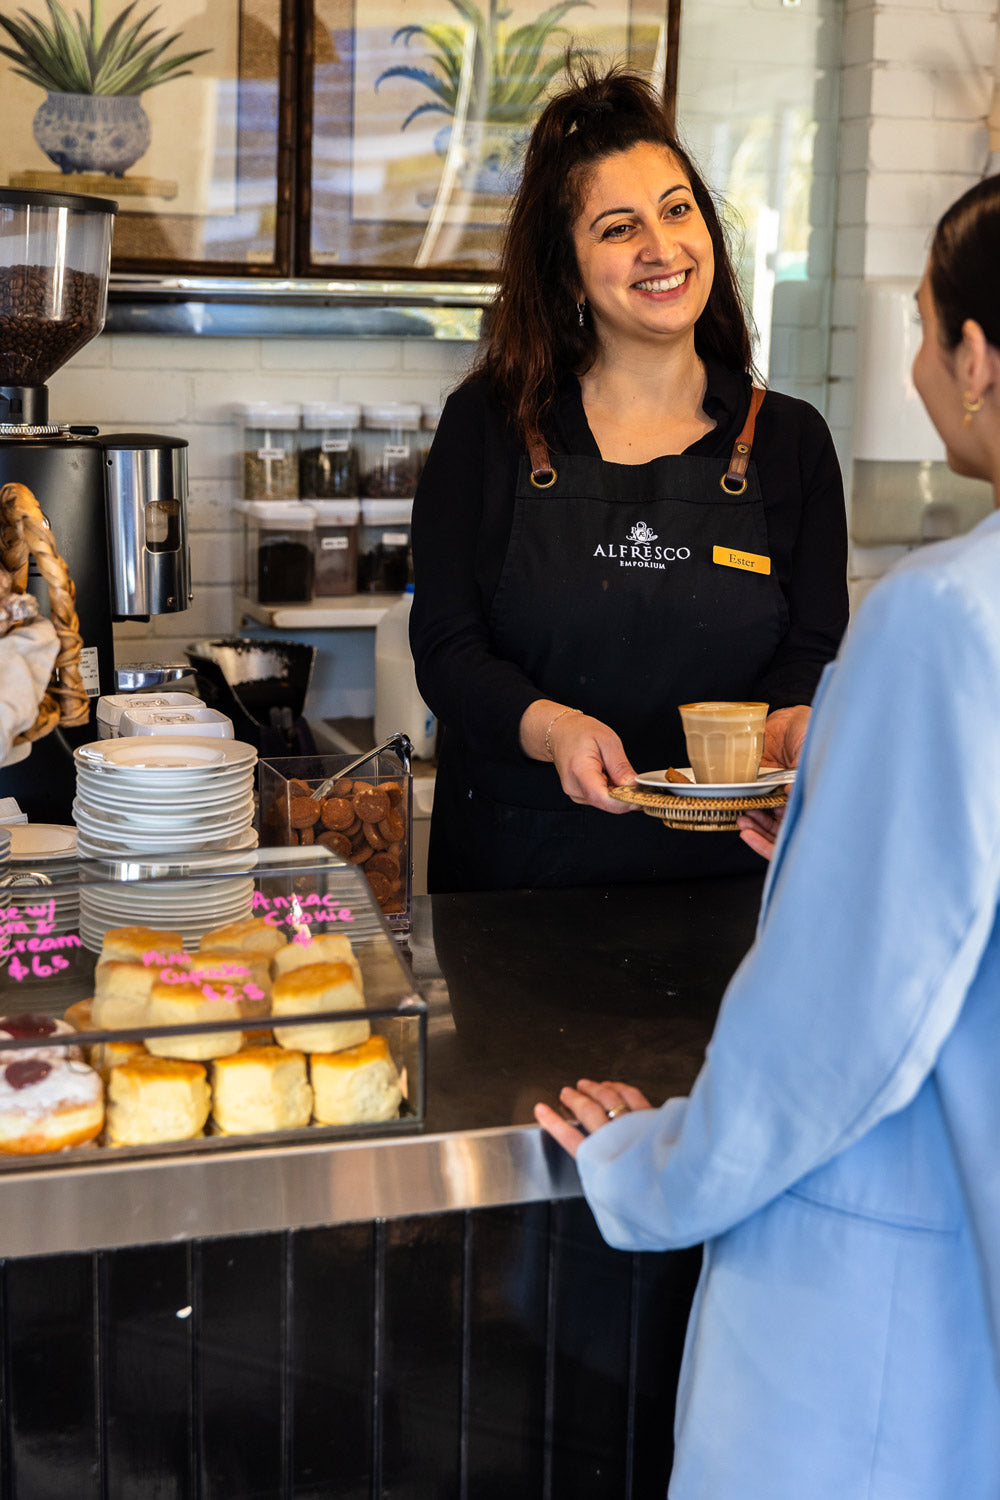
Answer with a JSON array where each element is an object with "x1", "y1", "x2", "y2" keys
[{"x1": 409, "y1": 62, "x2": 849, "y2": 893}]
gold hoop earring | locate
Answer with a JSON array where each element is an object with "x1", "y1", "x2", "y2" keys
[{"x1": 963, "y1": 391, "x2": 984, "y2": 428}]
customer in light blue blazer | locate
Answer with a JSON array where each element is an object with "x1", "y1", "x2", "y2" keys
[{"x1": 537, "y1": 174, "x2": 1000, "y2": 1500}]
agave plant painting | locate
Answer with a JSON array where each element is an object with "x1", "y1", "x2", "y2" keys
[
  {"x1": 375, "y1": 0, "x2": 591, "y2": 193},
  {"x1": 0, "y1": 0, "x2": 211, "y2": 175}
]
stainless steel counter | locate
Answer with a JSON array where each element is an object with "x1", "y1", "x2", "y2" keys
[{"x1": 0, "y1": 875, "x2": 764, "y2": 1258}]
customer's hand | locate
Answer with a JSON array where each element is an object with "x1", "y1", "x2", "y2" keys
[
  {"x1": 761, "y1": 705, "x2": 810, "y2": 769},
  {"x1": 520, "y1": 702, "x2": 637, "y2": 813},
  {"x1": 535, "y1": 1077, "x2": 653, "y2": 1160}
]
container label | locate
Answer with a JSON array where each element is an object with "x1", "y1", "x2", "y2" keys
[
  {"x1": 381, "y1": 532, "x2": 409, "y2": 546},
  {"x1": 77, "y1": 646, "x2": 101, "y2": 696},
  {"x1": 321, "y1": 535, "x2": 350, "y2": 551},
  {"x1": 256, "y1": 447, "x2": 288, "y2": 462},
  {"x1": 383, "y1": 444, "x2": 410, "y2": 460},
  {"x1": 321, "y1": 438, "x2": 349, "y2": 453}
]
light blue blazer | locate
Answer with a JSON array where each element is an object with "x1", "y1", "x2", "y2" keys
[{"x1": 577, "y1": 509, "x2": 1000, "y2": 1499}]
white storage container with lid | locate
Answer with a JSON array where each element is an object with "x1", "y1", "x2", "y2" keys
[
  {"x1": 358, "y1": 498, "x2": 411, "y2": 594},
  {"x1": 308, "y1": 498, "x2": 361, "y2": 596},
  {"x1": 237, "y1": 401, "x2": 300, "y2": 500},
  {"x1": 119, "y1": 705, "x2": 234, "y2": 738},
  {"x1": 236, "y1": 499, "x2": 315, "y2": 604},
  {"x1": 375, "y1": 584, "x2": 436, "y2": 757},
  {"x1": 96, "y1": 691, "x2": 205, "y2": 739},
  {"x1": 360, "y1": 402, "x2": 422, "y2": 498},
  {"x1": 299, "y1": 400, "x2": 361, "y2": 500}
]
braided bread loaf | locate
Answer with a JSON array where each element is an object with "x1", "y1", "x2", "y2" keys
[{"x1": 0, "y1": 482, "x2": 89, "y2": 737}]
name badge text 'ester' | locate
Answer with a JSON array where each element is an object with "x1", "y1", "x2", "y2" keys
[{"x1": 713, "y1": 546, "x2": 771, "y2": 575}]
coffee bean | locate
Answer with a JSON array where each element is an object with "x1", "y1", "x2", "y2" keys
[{"x1": 0, "y1": 265, "x2": 102, "y2": 386}]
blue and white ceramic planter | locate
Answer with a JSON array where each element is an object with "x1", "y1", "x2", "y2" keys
[{"x1": 32, "y1": 92, "x2": 151, "y2": 176}]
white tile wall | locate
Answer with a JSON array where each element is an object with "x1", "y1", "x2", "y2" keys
[{"x1": 44, "y1": 335, "x2": 472, "y2": 668}]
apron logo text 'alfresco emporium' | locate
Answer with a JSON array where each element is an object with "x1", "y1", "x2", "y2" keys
[{"x1": 593, "y1": 521, "x2": 691, "y2": 569}]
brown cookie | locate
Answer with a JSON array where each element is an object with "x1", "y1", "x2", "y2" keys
[
  {"x1": 289, "y1": 778, "x2": 313, "y2": 796},
  {"x1": 382, "y1": 898, "x2": 404, "y2": 914},
  {"x1": 299, "y1": 825, "x2": 315, "y2": 845},
  {"x1": 343, "y1": 815, "x2": 362, "y2": 837},
  {"x1": 363, "y1": 821, "x2": 388, "y2": 850},
  {"x1": 381, "y1": 781, "x2": 403, "y2": 806},
  {"x1": 331, "y1": 778, "x2": 355, "y2": 797},
  {"x1": 352, "y1": 784, "x2": 390, "y2": 824},
  {"x1": 348, "y1": 843, "x2": 373, "y2": 864},
  {"x1": 378, "y1": 809, "x2": 405, "y2": 843},
  {"x1": 365, "y1": 869, "x2": 392, "y2": 905},
  {"x1": 367, "y1": 852, "x2": 400, "y2": 882},
  {"x1": 387, "y1": 841, "x2": 403, "y2": 861},
  {"x1": 289, "y1": 795, "x2": 320, "y2": 829},
  {"x1": 317, "y1": 830, "x2": 352, "y2": 858},
  {"x1": 320, "y1": 796, "x2": 355, "y2": 831}
]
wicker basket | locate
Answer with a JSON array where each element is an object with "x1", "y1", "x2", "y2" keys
[
  {"x1": 609, "y1": 782, "x2": 789, "y2": 832},
  {"x1": 0, "y1": 481, "x2": 88, "y2": 743}
]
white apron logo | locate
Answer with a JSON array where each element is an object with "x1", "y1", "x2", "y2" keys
[{"x1": 593, "y1": 521, "x2": 691, "y2": 569}]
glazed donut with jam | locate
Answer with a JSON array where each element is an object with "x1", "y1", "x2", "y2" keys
[{"x1": 0, "y1": 1013, "x2": 103, "y2": 1154}]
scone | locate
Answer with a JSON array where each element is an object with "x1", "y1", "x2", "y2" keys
[
  {"x1": 211, "y1": 1045, "x2": 312, "y2": 1135},
  {"x1": 98, "y1": 927, "x2": 183, "y2": 964},
  {"x1": 271, "y1": 933, "x2": 362, "y2": 989},
  {"x1": 92, "y1": 959, "x2": 162, "y2": 1029},
  {"x1": 199, "y1": 917, "x2": 288, "y2": 960},
  {"x1": 106, "y1": 1055, "x2": 210, "y2": 1146},
  {"x1": 144, "y1": 979, "x2": 243, "y2": 1061},
  {"x1": 271, "y1": 961, "x2": 369, "y2": 1053},
  {"x1": 64, "y1": 999, "x2": 147, "y2": 1079},
  {"x1": 310, "y1": 1036, "x2": 402, "y2": 1125},
  {"x1": 191, "y1": 950, "x2": 271, "y2": 1019}
]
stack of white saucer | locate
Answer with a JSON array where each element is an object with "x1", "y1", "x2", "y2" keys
[
  {"x1": 3, "y1": 823, "x2": 80, "y2": 935},
  {"x1": 72, "y1": 737, "x2": 258, "y2": 951}
]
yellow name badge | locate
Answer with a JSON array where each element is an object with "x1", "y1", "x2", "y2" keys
[{"x1": 713, "y1": 545, "x2": 771, "y2": 575}]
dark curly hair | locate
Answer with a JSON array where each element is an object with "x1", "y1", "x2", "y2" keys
[
  {"x1": 468, "y1": 58, "x2": 754, "y2": 448},
  {"x1": 929, "y1": 174, "x2": 1000, "y2": 350}
]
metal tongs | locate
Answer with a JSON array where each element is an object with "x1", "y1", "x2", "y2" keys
[{"x1": 308, "y1": 732, "x2": 413, "y2": 802}]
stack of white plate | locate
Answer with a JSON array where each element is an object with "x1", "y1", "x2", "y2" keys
[
  {"x1": 3, "y1": 823, "x2": 80, "y2": 935},
  {"x1": 72, "y1": 737, "x2": 259, "y2": 952}
]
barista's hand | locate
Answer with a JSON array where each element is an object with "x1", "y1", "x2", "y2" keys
[
  {"x1": 761, "y1": 705, "x2": 810, "y2": 769},
  {"x1": 737, "y1": 805, "x2": 785, "y2": 861},
  {"x1": 535, "y1": 1077, "x2": 654, "y2": 1160},
  {"x1": 520, "y1": 702, "x2": 637, "y2": 814}
]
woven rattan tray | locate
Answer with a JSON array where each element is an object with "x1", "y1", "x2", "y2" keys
[{"x1": 609, "y1": 782, "x2": 790, "y2": 832}]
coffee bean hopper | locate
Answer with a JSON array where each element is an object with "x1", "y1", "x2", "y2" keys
[{"x1": 0, "y1": 187, "x2": 192, "y2": 818}]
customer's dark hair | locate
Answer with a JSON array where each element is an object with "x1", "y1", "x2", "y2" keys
[
  {"x1": 468, "y1": 58, "x2": 753, "y2": 447},
  {"x1": 929, "y1": 174, "x2": 1000, "y2": 349}
]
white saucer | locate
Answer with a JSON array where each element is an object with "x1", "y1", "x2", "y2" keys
[
  {"x1": 75, "y1": 736, "x2": 256, "y2": 772},
  {"x1": 8, "y1": 824, "x2": 78, "y2": 859},
  {"x1": 635, "y1": 767, "x2": 797, "y2": 798}
]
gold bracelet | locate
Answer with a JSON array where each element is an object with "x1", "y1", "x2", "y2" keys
[{"x1": 544, "y1": 707, "x2": 582, "y2": 761}]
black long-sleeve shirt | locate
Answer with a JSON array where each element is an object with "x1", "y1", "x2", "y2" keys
[{"x1": 410, "y1": 362, "x2": 848, "y2": 765}]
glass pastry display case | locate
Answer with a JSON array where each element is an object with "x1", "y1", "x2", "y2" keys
[{"x1": 0, "y1": 845, "x2": 425, "y2": 1170}]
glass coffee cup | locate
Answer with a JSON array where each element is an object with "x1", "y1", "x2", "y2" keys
[{"x1": 678, "y1": 701, "x2": 768, "y2": 784}]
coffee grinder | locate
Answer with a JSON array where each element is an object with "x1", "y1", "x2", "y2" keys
[{"x1": 0, "y1": 187, "x2": 191, "y2": 819}]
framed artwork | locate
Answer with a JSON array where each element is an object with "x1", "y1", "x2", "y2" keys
[
  {"x1": 297, "y1": 0, "x2": 680, "y2": 280},
  {"x1": 0, "y1": 0, "x2": 296, "y2": 274}
]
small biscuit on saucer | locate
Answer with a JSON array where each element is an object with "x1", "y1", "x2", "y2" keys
[
  {"x1": 211, "y1": 1045, "x2": 312, "y2": 1135},
  {"x1": 310, "y1": 1036, "x2": 402, "y2": 1125},
  {"x1": 145, "y1": 979, "x2": 243, "y2": 1061},
  {"x1": 199, "y1": 917, "x2": 288, "y2": 959},
  {"x1": 271, "y1": 961, "x2": 368, "y2": 1053},
  {"x1": 106, "y1": 1055, "x2": 210, "y2": 1146}
]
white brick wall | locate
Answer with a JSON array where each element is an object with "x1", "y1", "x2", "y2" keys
[{"x1": 46, "y1": 334, "x2": 473, "y2": 668}]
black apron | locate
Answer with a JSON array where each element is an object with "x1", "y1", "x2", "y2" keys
[{"x1": 429, "y1": 396, "x2": 787, "y2": 892}]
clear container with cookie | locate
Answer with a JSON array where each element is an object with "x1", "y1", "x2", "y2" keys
[{"x1": 257, "y1": 742, "x2": 413, "y2": 935}]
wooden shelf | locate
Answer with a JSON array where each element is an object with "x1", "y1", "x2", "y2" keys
[{"x1": 239, "y1": 594, "x2": 401, "y2": 629}]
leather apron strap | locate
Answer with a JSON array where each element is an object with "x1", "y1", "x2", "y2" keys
[
  {"x1": 721, "y1": 385, "x2": 766, "y2": 494},
  {"x1": 528, "y1": 385, "x2": 767, "y2": 491}
]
